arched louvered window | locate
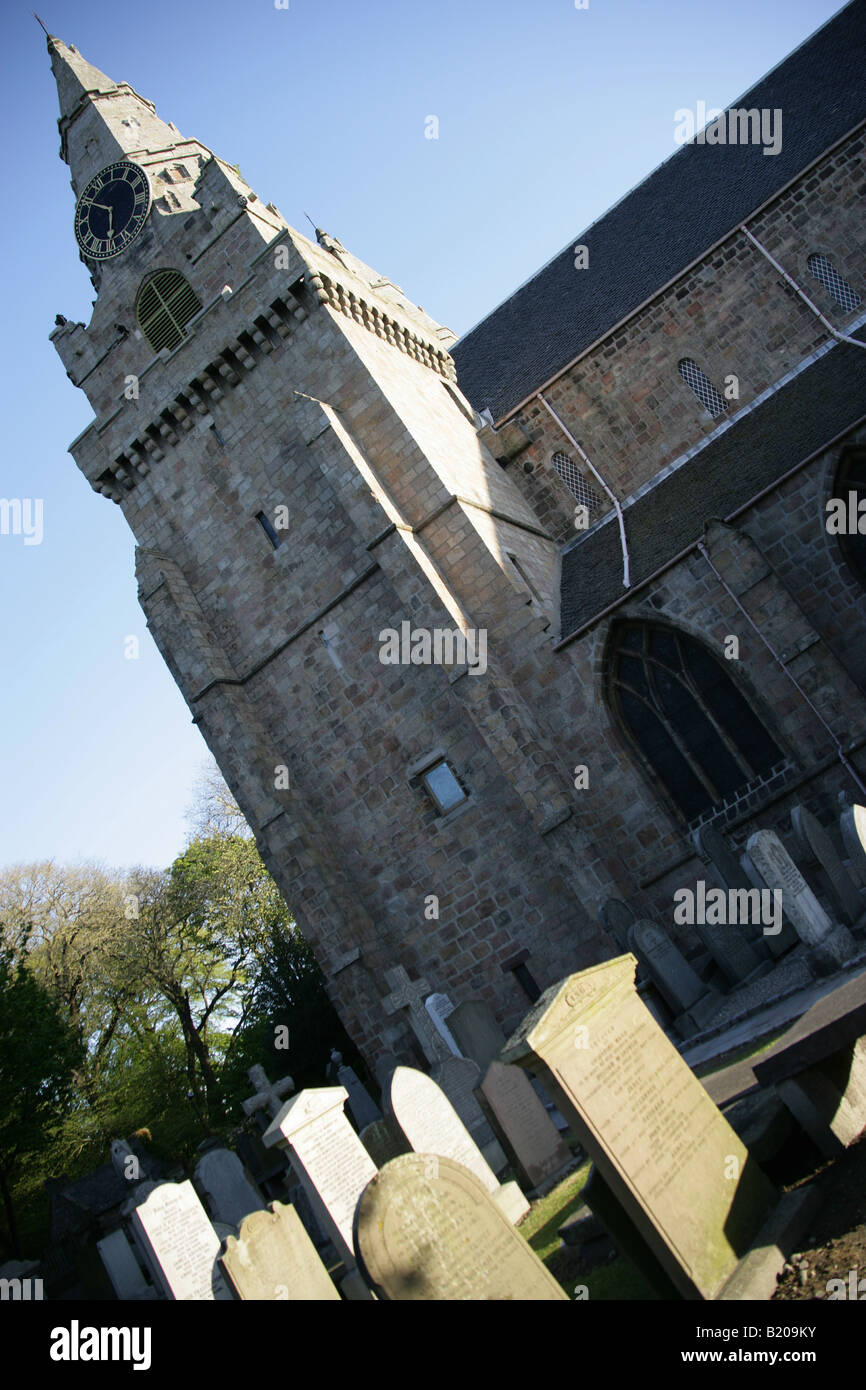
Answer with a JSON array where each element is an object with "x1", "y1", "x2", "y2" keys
[
  {"x1": 807, "y1": 254, "x2": 861, "y2": 313},
  {"x1": 678, "y1": 359, "x2": 728, "y2": 420},
  {"x1": 551, "y1": 452, "x2": 603, "y2": 515},
  {"x1": 136, "y1": 270, "x2": 202, "y2": 352},
  {"x1": 829, "y1": 447, "x2": 866, "y2": 590},
  {"x1": 609, "y1": 622, "x2": 783, "y2": 824}
]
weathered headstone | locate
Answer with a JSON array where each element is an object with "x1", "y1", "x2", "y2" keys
[
  {"x1": 130, "y1": 1180, "x2": 232, "y2": 1301},
  {"x1": 747, "y1": 829, "x2": 856, "y2": 970},
  {"x1": 219, "y1": 1200, "x2": 340, "y2": 1301},
  {"x1": 447, "y1": 999, "x2": 507, "y2": 1072},
  {"x1": 501, "y1": 958, "x2": 790, "y2": 1300},
  {"x1": 628, "y1": 921, "x2": 719, "y2": 1034},
  {"x1": 359, "y1": 1117, "x2": 410, "y2": 1168},
  {"x1": 330, "y1": 1051, "x2": 381, "y2": 1131},
  {"x1": 431, "y1": 1054, "x2": 506, "y2": 1172},
  {"x1": 479, "y1": 1061, "x2": 572, "y2": 1191},
  {"x1": 791, "y1": 805, "x2": 864, "y2": 926},
  {"x1": 382, "y1": 966, "x2": 451, "y2": 1063},
  {"x1": 424, "y1": 992, "x2": 462, "y2": 1055},
  {"x1": 739, "y1": 848, "x2": 800, "y2": 957},
  {"x1": 194, "y1": 1146, "x2": 264, "y2": 1229},
  {"x1": 262, "y1": 1087, "x2": 376, "y2": 1271},
  {"x1": 840, "y1": 804, "x2": 866, "y2": 888},
  {"x1": 242, "y1": 1063, "x2": 294, "y2": 1120},
  {"x1": 353, "y1": 1154, "x2": 568, "y2": 1301},
  {"x1": 389, "y1": 1065, "x2": 529, "y2": 1223},
  {"x1": 96, "y1": 1228, "x2": 158, "y2": 1301}
]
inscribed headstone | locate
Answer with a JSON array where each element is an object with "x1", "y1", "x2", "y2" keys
[
  {"x1": 447, "y1": 1000, "x2": 507, "y2": 1072},
  {"x1": 389, "y1": 1066, "x2": 528, "y2": 1223},
  {"x1": 262, "y1": 1087, "x2": 376, "y2": 1269},
  {"x1": 431, "y1": 1055, "x2": 506, "y2": 1170},
  {"x1": 219, "y1": 1201, "x2": 340, "y2": 1301},
  {"x1": 130, "y1": 1180, "x2": 232, "y2": 1301},
  {"x1": 791, "y1": 805, "x2": 863, "y2": 925},
  {"x1": 359, "y1": 1117, "x2": 409, "y2": 1168},
  {"x1": 501, "y1": 957, "x2": 778, "y2": 1300},
  {"x1": 747, "y1": 829, "x2": 856, "y2": 968},
  {"x1": 479, "y1": 1061, "x2": 572, "y2": 1191},
  {"x1": 628, "y1": 921, "x2": 718, "y2": 1031},
  {"x1": 96, "y1": 1229, "x2": 157, "y2": 1301},
  {"x1": 353, "y1": 1154, "x2": 567, "y2": 1301}
]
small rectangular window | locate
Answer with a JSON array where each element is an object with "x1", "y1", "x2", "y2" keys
[
  {"x1": 256, "y1": 511, "x2": 282, "y2": 549},
  {"x1": 422, "y1": 760, "x2": 467, "y2": 815}
]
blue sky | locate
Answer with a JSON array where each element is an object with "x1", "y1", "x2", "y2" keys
[{"x1": 0, "y1": 0, "x2": 846, "y2": 873}]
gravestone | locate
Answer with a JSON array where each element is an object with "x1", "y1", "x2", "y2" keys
[
  {"x1": 479, "y1": 1061, "x2": 572, "y2": 1192},
  {"x1": 791, "y1": 805, "x2": 864, "y2": 926},
  {"x1": 424, "y1": 992, "x2": 462, "y2": 1055},
  {"x1": 242, "y1": 1063, "x2": 294, "y2": 1120},
  {"x1": 219, "y1": 1201, "x2": 340, "y2": 1301},
  {"x1": 747, "y1": 829, "x2": 856, "y2": 970},
  {"x1": 447, "y1": 1000, "x2": 507, "y2": 1072},
  {"x1": 431, "y1": 1055, "x2": 507, "y2": 1173},
  {"x1": 194, "y1": 1146, "x2": 264, "y2": 1229},
  {"x1": 359, "y1": 1117, "x2": 409, "y2": 1168},
  {"x1": 262, "y1": 1087, "x2": 376, "y2": 1271},
  {"x1": 389, "y1": 1066, "x2": 529, "y2": 1223},
  {"x1": 130, "y1": 1180, "x2": 232, "y2": 1301},
  {"x1": 330, "y1": 1051, "x2": 381, "y2": 1131},
  {"x1": 628, "y1": 921, "x2": 719, "y2": 1034},
  {"x1": 599, "y1": 898, "x2": 636, "y2": 954},
  {"x1": 739, "y1": 848, "x2": 800, "y2": 957},
  {"x1": 501, "y1": 957, "x2": 793, "y2": 1301},
  {"x1": 96, "y1": 1229, "x2": 158, "y2": 1301},
  {"x1": 382, "y1": 966, "x2": 451, "y2": 1063},
  {"x1": 840, "y1": 804, "x2": 866, "y2": 887},
  {"x1": 354, "y1": 1154, "x2": 568, "y2": 1301}
]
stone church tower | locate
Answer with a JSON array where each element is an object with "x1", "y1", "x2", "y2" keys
[{"x1": 48, "y1": 2, "x2": 866, "y2": 1069}]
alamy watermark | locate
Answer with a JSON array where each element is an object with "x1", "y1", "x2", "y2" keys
[
  {"x1": 673, "y1": 880, "x2": 783, "y2": 935},
  {"x1": 674, "y1": 103, "x2": 782, "y2": 157},
  {"x1": 0, "y1": 498, "x2": 43, "y2": 545},
  {"x1": 378, "y1": 621, "x2": 487, "y2": 675}
]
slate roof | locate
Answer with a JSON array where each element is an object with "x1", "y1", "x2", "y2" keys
[
  {"x1": 557, "y1": 331, "x2": 866, "y2": 642},
  {"x1": 452, "y1": 0, "x2": 866, "y2": 421}
]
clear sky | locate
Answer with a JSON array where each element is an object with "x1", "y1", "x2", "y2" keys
[{"x1": 0, "y1": 0, "x2": 847, "y2": 874}]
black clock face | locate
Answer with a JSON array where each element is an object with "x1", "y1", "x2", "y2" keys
[{"x1": 74, "y1": 161, "x2": 151, "y2": 260}]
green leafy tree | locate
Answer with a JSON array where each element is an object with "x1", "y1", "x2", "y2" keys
[{"x1": 0, "y1": 939, "x2": 83, "y2": 1256}]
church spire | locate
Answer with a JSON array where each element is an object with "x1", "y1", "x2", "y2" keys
[{"x1": 46, "y1": 34, "x2": 188, "y2": 195}]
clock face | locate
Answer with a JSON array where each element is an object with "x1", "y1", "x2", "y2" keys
[{"x1": 74, "y1": 161, "x2": 151, "y2": 260}]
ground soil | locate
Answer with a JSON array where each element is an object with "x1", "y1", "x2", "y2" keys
[{"x1": 771, "y1": 1131, "x2": 866, "y2": 1300}]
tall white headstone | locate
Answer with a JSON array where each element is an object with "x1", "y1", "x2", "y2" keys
[{"x1": 130, "y1": 1180, "x2": 232, "y2": 1301}]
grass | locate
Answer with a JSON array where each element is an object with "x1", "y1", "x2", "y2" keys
[{"x1": 520, "y1": 1160, "x2": 591, "y2": 1262}]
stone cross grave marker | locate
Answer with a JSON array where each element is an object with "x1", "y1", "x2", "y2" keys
[
  {"x1": 194, "y1": 1146, "x2": 264, "y2": 1230},
  {"x1": 747, "y1": 829, "x2": 855, "y2": 969},
  {"x1": 263, "y1": 1086, "x2": 376, "y2": 1272},
  {"x1": 130, "y1": 1179, "x2": 232, "y2": 1301},
  {"x1": 424, "y1": 992, "x2": 462, "y2": 1055},
  {"x1": 501, "y1": 958, "x2": 783, "y2": 1300},
  {"x1": 354, "y1": 1154, "x2": 567, "y2": 1301},
  {"x1": 479, "y1": 1060, "x2": 572, "y2": 1192},
  {"x1": 389, "y1": 1065, "x2": 528, "y2": 1224},
  {"x1": 219, "y1": 1200, "x2": 340, "y2": 1301},
  {"x1": 382, "y1": 966, "x2": 451, "y2": 1063},
  {"x1": 242, "y1": 1063, "x2": 294, "y2": 1120},
  {"x1": 840, "y1": 804, "x2": 866, "y2": 887},
  {"x1": 791, "y1": 804, "x2": 864, "y2": 925}
]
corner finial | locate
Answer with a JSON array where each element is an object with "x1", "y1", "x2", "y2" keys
[{"x1": 33, "y1": 12, "x2": 51, "y2": 36}]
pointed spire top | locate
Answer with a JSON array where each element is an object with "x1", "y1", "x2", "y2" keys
[{"x1": 47, "y1": 34, "x2": 119, "y2": 124}]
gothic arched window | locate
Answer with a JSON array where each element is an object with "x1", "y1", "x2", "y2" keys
[
  {"x1": 807, "y1": 254, "x2": 862, "y2": 313},
  {"x1": 830, "y1": 447, "x2": 866, "y2": 590},
  {"x1": 551, "y1": 452, "x2": 603, "y2": 515},
  {"x1": 678, "y1": 359, "x2": 728, "y2": 420},
  {"x1": 136, "y1": 269, "x2": 202, "y2": 352},
  {"x1": 609, "y1": 622, "x2": 783, "y2": 823}
]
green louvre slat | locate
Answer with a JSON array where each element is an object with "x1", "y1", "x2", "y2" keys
[{"x1": 136, "y1": 270, "x2": 202, "y2": 352}]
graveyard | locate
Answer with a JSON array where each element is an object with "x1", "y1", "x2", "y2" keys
[{"x1": 5, "y1": 797, "x2": 866, "y2": 1304}]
